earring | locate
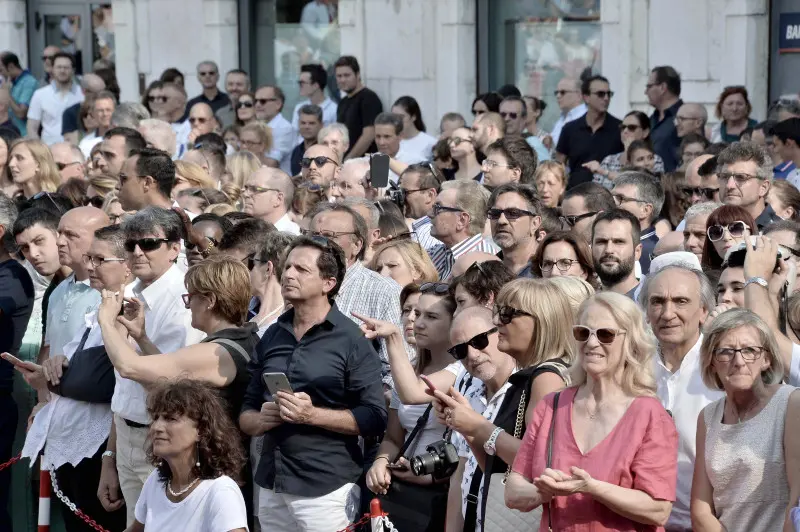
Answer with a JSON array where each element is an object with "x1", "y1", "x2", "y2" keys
[{"x1": 195, "y1": 444, "x2": 201, "y2": 468}]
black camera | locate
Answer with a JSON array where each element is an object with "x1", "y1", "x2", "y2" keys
[
  {"x1": 409, "y1": 440, "x2": 459, "y2": 480},
  {"x1": 387, "y1": 181, "x2": 405, "y2": 210},
  {"x1": 724, "y1": 237, "x2": 785, "y2": 269}
]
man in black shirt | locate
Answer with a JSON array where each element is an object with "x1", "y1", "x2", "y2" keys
[
  {"x1": 0, "y1": 194, "x2": 34, "y2": 532},
  {"x1": 185, "y1": 60, "x2": 230, "y2": 115},
  {"x1": 335, "y1": 56, "x2": 383, "y2": 160},
  {"x1": 239, "y1": 236, "x2": 386, "y2": 532},
  {"x1": 556, "y1": 75, "x2": 624, "y2": 188}
]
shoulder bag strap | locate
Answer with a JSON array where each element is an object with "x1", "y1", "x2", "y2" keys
[
  {"x1": 75, "y1": 327, "x2": 92, "y2": 354},
  {"x1": 390, "y1": 402, "x2": 433, "y2": 464},
  {"x1": 212, "y1": 338, "x2": 251, "y2": 362},
  {"x1": 546, "y1": 392, "x2": 561, "y2": 532},
  {"x1": 463, "y1": 465, "x2": 484, "y2": 532}
]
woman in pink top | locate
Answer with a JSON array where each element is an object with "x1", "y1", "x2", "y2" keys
[{"x1": 506, "y1": 292, "x2": 678, "y2": 531}]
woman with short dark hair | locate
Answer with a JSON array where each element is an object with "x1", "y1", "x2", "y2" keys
[{"x1": 710, "y1": 86, "x2": 757, "y2": 143}]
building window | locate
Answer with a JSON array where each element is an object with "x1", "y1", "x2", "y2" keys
[
  {"x1": 240, "y1": 0, "x2": 340, "y2": 119},
  {"x1": 480, "y1": 0, "x2": 601, "y2": 131}
]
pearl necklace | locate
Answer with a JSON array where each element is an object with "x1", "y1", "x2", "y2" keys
[{"x1": 168, "y1": 477, "x2": 200, "y2": 497}]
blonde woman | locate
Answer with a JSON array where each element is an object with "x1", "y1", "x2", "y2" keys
[
  {"x1": 239, "y1": 122, "x2": 273, "y2": 165},
  {"x1": 692, "y1": 309, "x2": 799, "y2": 531},
  {"x1": 546, "y1": 276, "x2": 595, "y2": 317},
  {"x1": 173, "y1": 160, "x2": 216, "y2": 199},
  {"x1": 8, "y1": 139, "x2": 61, "y2": 199},
  {"x1": 87, "y1": 173, "x2": 118, "y2": 199},
  {"x1": 534, "y1": 161, "x2": 567, "y2": 208},
  {"x1": 507, "y1": 292, "x2": 677, "y2": 530},
  {"x1": 101, "y1": 191, "x2": 133, "y2": 225},
  {"x1": 368, "y1": 240, "x2": 438, "y2": 287},
  {"x1": 225, "y1": 150, "x2": 262, "y2": 189}
]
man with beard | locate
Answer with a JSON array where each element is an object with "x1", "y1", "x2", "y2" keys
[
  {"x1": 488, "y1": 183, "x2": 542, "y2": 277},
  {"x1": 591, "y1": 208, "x2": 641, "y2": 297},
  {"x1": 335, "y1": 56, "x2": 383, "y2": 159},
  {"x1": 398, "y1": 164, "x2": 443, "y2": 253},
  {"x1": 300, "y1": 144, "x2": 340, "y2": 191}
]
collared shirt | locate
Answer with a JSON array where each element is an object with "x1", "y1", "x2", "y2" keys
[
  {"x1": 496, "y1": 250, "x2": 534, "y2": 278},
  {"x1": 78, "y1": 130, "x2": 103, "y2": 158},
  {"x1": 550, "y1": 103, "x2": 587, "y2": 148},
  {"x1": 594, "y1": 152, "x2": 665, "y2": 189},
  {"x1": 273, "y1": 212, "x2": 301, "y2": 235},
  {"x1": 429, "y1": 233, "x2": 501, "y2": 281},
  {"x1": 649, "y1": 99, "x2": 683, "y2": 172},
  {"x1": 23, "y1": 306, "x2": 116, "y2": 469},
  {"x1": 241, "y1": 304, "x2": 387, "y2": 497},
  {"x1": 334, "y1": 261, "x2": 408, "y2": 388},
  {"x1": 774, "y1": 161, "x2": 796, "y2": 180},
  {"x1": 9, "y1": 70, "x2": 39, "y2": 136},
  {"x1": 412, "y1": 216, "x2": 443, "y2": 254},
  {"x1": 267, "y1": 114, "x2": 295, "y2": 175},
  {"x1": 291, "y1": 97, "x2": 338, "y2": 144},
  {"x1": 111, "y1": 264, "x2": 203, "y2": 424},
  {"x1": 45, "y1": 274, "x2": 99, "y2": 356},
  {"x1": 754, "y1": 203, "x2": 780, "y2": 231},
  {"x1": 556, "y1": 112, "x2": 624, "y2": 188},
  {"x1": 639, "y1": 225, "x2": 659, "y2": 275},
  {"x1": 186, "y1": 90, "x2": 231, "y2": 115},
  {"x1": 786, "y1": 168, "x2": 800, "y2": 190},
  {"x1": 27, "y1": 81, "x2": 85, "y2": 144},
  {"x1": 653, "y1": 335, "x2": 725, "y2": 530}
]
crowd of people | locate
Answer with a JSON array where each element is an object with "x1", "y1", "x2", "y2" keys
[{"x1": 0, "y1": 45, "x2": 799, "y2": 532}]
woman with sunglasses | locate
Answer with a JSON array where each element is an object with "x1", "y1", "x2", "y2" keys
[
  {"x1": 234, "y1": 92, "x2": 257, "y2": 127},
  {"x1": 7, "y1": 139, "x2": 61, "y2": 200},
  {"x1": 362, "y1": 284, "x2": 460, "y2": 530},
  {"x1": 369, "y1": 239, "x2": 438, "y2": 288},
  {"x1": 449, "y1": 127, "x2": 483, "y2": 182},
  {"x1": 185, "y1": 213, "x2": 231, "y2": 268},
  {"x1": 531, "y1": 230, "x2": 598, "y2": 286},
  {"x1": 691, "y1": 309, "x2": 799, "y2": 531},
  {"x1": 587, "y1": 111, "x2": 665, "y2": 189},
  {"x1": 507, "y1": 292, "x2": 678, "y2": 530},
  {"x1": 449, "y1": 259, "x2": 515, "y2": 316},
  {"x1": 701, "y1": 205, "x2": 757, "y2": 271}
]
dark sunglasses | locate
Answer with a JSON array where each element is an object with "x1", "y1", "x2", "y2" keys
[
  {"x1": 420, "y1": 282, "x2": 450, "y2": 295},
  {"x1": 560, "y1": 211, "x2": 597, "y2": 227},
  {"x1": 619, "y1": 124, "x2": 641, "y2": 132},
  {"x1": 707, "y1": 221, "x2": 747, "y2": 242},
  {"x1": 42, "y1": 55, "x2": 56, "y2": 61},
  {"x1": 124, "y1": 237, "x2": 171, "y2": 253},
  {"x1": 448, "y1": 327, "x2": 498, "y2": 360},
  {"x1": 83, "y1": 196, "x2": 104, "y2": 208},
  {"x1": 236, "y1": 101, "x2": 254, "y2": 109},
  {"x1": 681, "y1": 186, "x2": 718, "y2": 200},
  {"x1": 500, "y1": 112, "x2": 518, "y2": 120},
  {"x1": 148, "y1": 96, "x2": 167, "y2": 103},
  {"x1": 255, "y1": 98, "x2": 278, "y2": 105},
  {"x1": 487, "y1": 207, "x2": 536, "y2": 221},
  {"x1": 56, "y1": 161, "x2": 82, "y2": 171},
  {"x1": 185, "y1": 236, "x2": 219, "y2": 251},
  {"x1": 572, "y1": 325, "x2": 625, "y2": 344},
  {"x1": 591, "y1": 90, "x2": 614, "y2": 99},
  {"x1": 301, "y1": 156, "x2": 338, "y2": 169},
  {"x1": 189, "y1": 117, "x2": 208, "y2": 124},
  {"x1": 492, "y1": 305, "x2": 532, "y2": 325},
  {"x1": 466, "y1": 260, "x2": 487, "y2": 277},
  {"x1": 471, "y1": 109, "x2": 486, "y2": 116},
  {"x1": 245, "y1": 253, "x2": 257, "y2": 271}
]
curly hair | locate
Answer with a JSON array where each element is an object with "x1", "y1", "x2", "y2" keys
[{"x1": 146, "y1": 379, "x2": 246, "y2": 483}]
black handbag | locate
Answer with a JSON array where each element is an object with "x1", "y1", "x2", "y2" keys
[{"x1": 48, "y1": 327, "x2": 116, "y2": 403}]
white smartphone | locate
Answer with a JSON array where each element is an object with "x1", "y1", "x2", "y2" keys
[{"x1": 262, "y1": 372, "x2": 293, "y2": 396}]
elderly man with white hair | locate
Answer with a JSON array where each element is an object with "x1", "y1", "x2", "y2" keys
[
  {"x1": 330, "y1": 158, "x2": 372, "y2": 201},
  {"x1": 318, "y1": 123, "x2": 350, "y2": 162},
  {"x1": 138, "y1": 119, "x2": 177, "y2": 159}
]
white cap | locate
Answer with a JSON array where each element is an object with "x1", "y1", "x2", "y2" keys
[{"x1": 649, "y1": 251, "x2": 702, "y2": 275}]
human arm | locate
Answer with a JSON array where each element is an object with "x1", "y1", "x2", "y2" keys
[
  {"x1": 388, "y1": 157, "x2": 409, "y2": 178},
  {"x1": 25, "y1": 91, "x2": 42, "y2": 139},
  {"x1": 445, "y1": 458, "x2": 466, "y2": 532},
  {"x1": 347, "y1": 126, "x2": 376, "y2": 160},
  {"x1": 366, "y1": 408, "x2": 404, "y2": 495},
  {"x1": 784, "y1": 390, "x2": 800, "y2": 532},
  {"x1": 505, "y1": 471, "x2": 550, "y2": 512},
  {"x1": 690, "y1": 409, "x2": 724, "y2": 531},
  {"x1": 98, "y1": 418, "x2": 125, "y2": 512}
]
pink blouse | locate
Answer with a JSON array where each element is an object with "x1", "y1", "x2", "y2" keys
[{"x1": 512, "y1": 387, "x2": 678, "y2": 532}]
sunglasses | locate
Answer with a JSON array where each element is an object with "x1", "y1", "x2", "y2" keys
[
  {"x1": 572, "y1": 325, "x2": 625, "y2": 344},
  {"x1": 148, "y1": 96, "x2": 168, "y2": 103},
  {"x1": 42, "y1": 55, "x2": 56, "y2": 61},
  {"x1": 430, "y1": 203, "x2": 464, "y2": 217},
  {"x1": 198, "y1": 71, "x2": 216, "y2": 77},
  {"x1": 124, "y1": 237, "x2": 171, "y2": 253},
  {"x1": 471, "y1": 109, "x2": 486, "y2": 116},
  {"x1": 236, "y1": 101, "x2": 254, "y2": 109},
  {"x1": 301, "y1": 156, "x2": 337, "y2": 169},
  {"x1": 245, "y1": 253, "x2": 257, "y2": 271},
  {"x1": 185, "y1": 236, "x2": 219, "y2": 251},
  {"x1": 591, "y1": 90, "x2": 614, "y2": 99},
  {"x1": 706, "y1": 221, "x2": 747, "y2": 242},
  {"x1": 448, "y1": 327, "x2": 498, "y2": 360},
  {"x1": 84, "y1": 196, "x2": 104, "y2": 208},
  {"x1": 560, "y1": 211, "x2": 597, "y2": 227},
  {"x1": 466, "y1": 260, "x2": 487, "y2": 277},
  {"x1": 487, "y1": 207, "x2": 536, "y2": 221},
  {"x1": 619, "y1": 124, "x2": 641, "y2": 132},
  {"x1": 500, "y1": 112, "x2": 519, "y2": 120},
  {"x1": 681, "y1": 186, "x2": 719, "y2": 200},
  {"x1": 553, "y1": 90, "x2": 576, "y2": 96},
  {"x1": 420, "y1": 282, "x2": 450, "y2": 295},
  {"x1": 189, "y1": 117, "x2": 208, "y2": 124},
  {"x1": 181, "y1": 293, "x2": 194, "y2": 307},
  {"x1": 255, "y1": 98, "x2": 278, "y2": 105},
  {"x1": 57, "y1": 161, "x2": 82, "y2": 171},
  {"x1": 492, "y1": 305, "x2": 532, "y2": 325},
  {"x1": 448, "y1": 137, "x2": 471, "y2": 147}
]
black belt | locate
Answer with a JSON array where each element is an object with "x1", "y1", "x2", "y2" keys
[{"x1": 122, "y1": 418, "x2": 149, "y2": 429}]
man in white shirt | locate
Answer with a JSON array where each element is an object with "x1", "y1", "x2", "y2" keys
[
  {"x1": 374, "y1": 112, "x2": 426, "y2": 184},
  {"x1": 550, "y1": 77, "x2": 587, "y2": 148},
  {"x1": 99, "y1": 207, "x2": 202, "y2": 525},
  {"x1": 26, "y1": 52, "x2": 84, "y2": 145},
  {"x1": 255, "y1": 84, "x2": 294, "y2": 173},
  {"x1": 639, "y1": 264, "x2": 723, "y2": 530},
  {"x1": 291, "y1": 64, "x2": 337, "y2": 143},
  {"x1": 79, "y1": 90, "x2": 116, "y2": 158},
  {"x1": 242, "y1": 166, "x2": 300, "y2": 234}
]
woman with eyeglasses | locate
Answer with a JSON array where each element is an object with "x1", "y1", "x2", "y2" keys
[
  {"x1": 691, "y1": 309, "x2": 799, "y2": 531},
  {"x1": 360, "y1": 284, "x2": 459, "y2": 530},
  {"x1": 449, "y1": 259, "x2": 515, "y2": 316},
  {"x1": 471, "y1": 93, "x2": 503, "y2": 118},
  {"x1": 531, "y1": 230, "x2": 598, "y2": 286},
  {"x1": 234, "y1": 92, "x2": 257, "y2": 127},
  {"x1": 701, "y1": 205, "x2": 757, "y2": 271},
  {"x1": 710, "y1": 86, "x2": 757, "y2": 143},
  {"x1": 238, "y1": 122, "x2": 273, "y2": 165},
  {"x1": 369, "y1": 239, "x2": 438, "y2": 288},
  {"x1": 587, "y1": 111, "x2": 666, "y2": 189},
  {"x1": 506, "y1": 292, "x2": 678, "y2": 530},
  {"x1": 449, "y1": 127, "x2": 483, "y2": 182},
  {"x1": 7, "y1": 139, "x2": 61, "y2": 200},
  {"x1": 0, "y1": 126, "x2": 21, "y2": 198},
  {"x1": 142, "y1": 81, "x2": 166, "y2": 116}
]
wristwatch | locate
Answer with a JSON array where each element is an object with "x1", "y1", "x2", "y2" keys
[
  {"x1": 745, "y1": 277, "x2": 769, "y2": 289},
  {"x1": 483, "y1": 427, "x2": 505, "y2": 456},
  {"x1": 101, "y1": 451, "x2": 116, "y2": 460}
]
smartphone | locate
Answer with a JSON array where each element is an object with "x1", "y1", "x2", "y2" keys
[
  {"x1": 369, "y1": 153, "x2": 391, "y2": 189},
  {"x1": 387, "y1": 462, "x2": 409, "y2": 471},
  {"x1": 262, "y1": 372, "x2": 293, "y2": 396},
  {"x1": 420, "y1": 374, "x2": 437, "y2": 394}
]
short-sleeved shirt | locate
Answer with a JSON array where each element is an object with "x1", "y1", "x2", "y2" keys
[
  {"x1": 27, "y1": 82, "x2": 85, "y2": 145},
  {"x1": 556, "y1": 113, "x2": 624, "y2": 189},
  {"x1": 512, "y1": 387, "x2": 678, "y2": 531},
  {"x1": 337, "y1": 87, "x2": 383, "y2": 156},
  {"x1": 10, "y1": 70, "x2": 39, "y2": 136},
  {"x1": 0, "y1": 259, "x2": 34, "y2": 391}
]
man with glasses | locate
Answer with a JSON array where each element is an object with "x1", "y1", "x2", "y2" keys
[
  {"x1": 482, "y1": 136, "x2": 538, "y2": 188},
  {"x1": 242, "y1": 167, "x2": 300, "y2": 234},
  {"x1": 399, "y1": 164, "x2": 443, "y2": 253},
  {"x1": 646, "y1": 66, "x2": 683, "y2": 171},
  {"x1": 428, "y1": 180, "x2": 499, "y2": 280},
  {"x1": 560, "y1": 182, "x2": 615, "y2": 243},
  {"x1": 674, "y1": 103, "x2": 707, "y2": 140},
  {"x1": 717, "y1": 141, "x2": 780, "y2": 230},
  {"x1": 611, "y1": 171, "x2": 665, "y2": 274},
  {"x1": 556, "y1": 75, "x2": 623, "y2": 188},
  {"x1": 0, "y1": 52, "x2": 40, "y2": 136},
  {"x1": 591, "y1": 209, "x2": 642, "y2": 297},
  {"x1": 185, "y1": 102, "x2": 217, "y2": 148},
  {"x1": 38, "y1": 45, "x2": 61, "y2": 87},
  {"x1": 26, "y1": 52, "x2": 84, "y2": 145},
  {"x1": 550, "y1": 77, "x2": 586, "y2": 148},
  {"x1": 290, "y1": 104, "x2": 324, "y2": 176},
  {"x1": 639, "y1": 264, "x2": 722, "y2": 531},
  {"x1": 374, "y1": 112, "x2": 426, "y2": 183},
  {"x1": 488, "y1": 183, "x2": 542, "y2": 277},
  {"x1": 186, "y1": 61, "x2": 230, "y2": 115},
  {"x1": 50, "y1": 142, "x2": 86, "y2": 181},
  {"x1": 254, "y1": 84, "x2": 294, "y2": 173},
  {"x1": 498, "y1": 96, "x2": 550, "y2": 163},
  {"x1": 291, "y1": 64, "x2": 338, "y2": 144},
  {"x1": 300, "y1": 143, "x2": 340, "y2": 190},
  {"x1": 330, "y1": 158, "x2": 372, "y2": 202}
]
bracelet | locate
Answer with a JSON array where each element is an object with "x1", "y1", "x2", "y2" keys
[
  {"x1": 375, "y1": 456, "x2": 390, "y2": 464},
  {"x1": 745, "y1": 277, "x2": 769, "y2": 289}
]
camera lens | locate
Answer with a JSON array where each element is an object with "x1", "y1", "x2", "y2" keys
[{"x1": 410, "y1": 452, "x2": 437, "y2": 476}]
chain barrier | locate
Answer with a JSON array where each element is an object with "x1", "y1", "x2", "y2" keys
[
  {"x1": 333, "y1": 498, "x2": 398, "y2": 532},
  {"x1": 0, "y1": 454, "x2": 20, "y2": 471},
  {"x1": 50, "y1": 469, "x2": 111, "y2": 532}
]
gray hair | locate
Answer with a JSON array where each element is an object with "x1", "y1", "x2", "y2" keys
[
  {"x1": 614, "y1": 171, "x2": 665, "y2": 224},
  {"x1": 310, "y1": 202, "x2": 370, "y2": 261},
  {"x1": 684, "y1": 201, "x2": 723, "y2": 221},
  {"x1": 256, "y1": 231, "x2": 297, "y2": 278},
  {"x1": 121, "y1": 206, "x2": 183, "y2": 242},
  {"x1": 93, "y1": 225, "x2": 127, "y2": 257},
  {"x1": 454, "y1": 180, "x2": 490, "y2": 235},
  {"x1": 340, "y1": 197, "x2": 380, "y2": 229},
  {"x1": 374, "y1": 112, "x2": 404, "y2": 135},
  {"x1": 299, "y1": 104, "x2": 323, "y2": 123},
  {"x1": 0, "y1": 192, "x2": 18, "y2": 251},
  {"x1": 770, "y1": 98, "x2": 800, "y2": 120},
  {"x1": 716, "y1": 141, "x2": 774, "y2": 181},
  {"x1": 318, "y1": 122, "x2": 350, "y2": 145},
  {"x1": 197, "y1": 60, "x2": 218, "y2": 73},
  {"x1": 111, "y1": 102, "x2": 151, "y2": 129},
  {"x1": 638, "y1": 263, "x2": 716, "y2": 313}
]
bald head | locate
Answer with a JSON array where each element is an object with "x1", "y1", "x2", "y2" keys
[
  {"x1": 450, "y1": 306, "x2": 514, "y2": 383},
  {"x1": 676, "y1": 103, "x2": 707, "y2": 138},
  {"x1": 189, "y1": 102, "x2": 216, "y2": 136},
  {"x1": 81, "y1": 73, "x2": 106, "y2": 96},
  {"x1": 75, "y1": 206, "x2": 110, "y2": 228},
  {"x1": 452, "y1": 252, "x2": 501, "y2": 278},
  {"x1": 254, "y1": 166, "x2": 295, "y2": 209},
  {"x1": 685, "y1": 154, "x2": 713, "y2": 188},
  {"x1": 57, "y1": 206, "x2": 110, "y2": 271},
  {"x1": 478, "y1": 112, "x2": 506, "y2": 134}
]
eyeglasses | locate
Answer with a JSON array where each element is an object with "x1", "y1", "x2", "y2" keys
[
  {"x1": 712, "y1": 346, "x2": 765, "y2": 362},
  {"x1": 500, "y1": 112, "x2": 518, "y2": 120},
  {"x1": 466, "y1": 260, "x2": 488, "y2": 277},
  {"x1": 448, "y1": 137, "x2": 472, "y2": 147},
  {"x1": 148, "y1": 96, "x2": 167, "y2": 103},
  {"x1": 198, "y1": 71, "x2": 216, "y2": 77},
  {"x1": 481, "y1": 159, "x2": 514, "y2": 170},
  {"x1": 780, "y1": 244, "x2": 800, "y2": 259},
  {"x1": 572, "y1": 325, "x2": 625, "y2": 344},
  {"x1": 471, "y1": 109, "x2": 486, "y2": 116},
  {"x1": 301, "y1": 228, "x2": 357, "y2": 240},
  {"x1": 718, "y1": 172, "x2": 762, "y2": 186},
  {"x1": 330, "y1": 179, "x2": 362, "y2": 191},
  {"x1": 681, "y1": 186, "x2": 719, "y2": 200},
  {"x1": 82, "y1": 254, "x2": 126, "y2": 268},
  {"x1": 430, "y1": 203, "x2": 464, "y2": 217},
  {"x1": 553, "y1": 90, "x2": 577, "y2": 96},
  {"x1": 612, "y1": 193, "x2": 648, "y2": 206},
  {"x1": 236, "y1": 101, "x2": 254, "y2": 109},
  {"x1": 245, "y1": 253, "x2": 257, "y2": 271},
  {"x1": 56, "y1": 161, "x2": 82, "y2": 171},
  {"x1": 493, "y1": 305, "x2": 532, "y2": 325},
  {"x1": 42, "y1": 55, "x2": 56, "y2": 61},
  {"x1": 189, "y1": 117, "x2": 208, "y2": 124},
  {"x1": 243, "y1": 184, "x2": 280, "y2": 195},
  {"x1": 541, "y1": 258, "x2": 580, "y2": 272},
  {"x1": 420, "y1": 282, "x2": 450, "y2": 295},
  {"x1": 124, "y1": 237, "x2": 171, "y2": 253},
  {"x1": 674, "y1": 115, "x2": 699, "y2": 123},
  {"x1": 185, "y1": 236, "x2": 219, "y2": 251},
  {"x1": 392, "y1": 231, "x2": 417, "y2": 241},
  {"x1": 84, "y1": 196, "x2": 104, "y2": 208},
  {"x1": 706, "y1": 221, "x2": 748, "y2": 242},
  {"x1": 255, "y1": 97, "x2": 279, "y2": 105},
  {"x1": 447, "y1": 327, "x2": 498, "y2": 360},
  {"x1": 618, "y1": 124, "x2": 641, "y2": 132},
  {"x1": 591, "y1": 90, "x2": 614, "y2": 99},
  {"x1": 181, "y1": 293, "x2": 194, "y2": 307},
  {"x1": 560, "y1": 211, "x2": 597, "y2": 227},
  {"x1": 645, "y1": 83, "x2": 659, "y2": 90},
  {"x1": 487, "y1": 207, "x2": 536, "y2": 221},
  {"x1": 301, "y1": 156, "x2": 338, "y2": 169}
]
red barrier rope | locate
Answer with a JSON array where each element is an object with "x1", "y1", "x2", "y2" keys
[{"x1": 0, "y1": 454, "x2": 20, "y2": 471}]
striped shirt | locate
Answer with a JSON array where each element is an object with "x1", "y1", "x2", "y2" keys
[
  {"x1": 593, "y1": 152, "x2": 665, "y2": 189},
  {"x1": 411, "y1": 216, "x2": 442, "y2": 254},
  {"x1": 429, "y1": 233, "x2": 500, "y2": 281}
]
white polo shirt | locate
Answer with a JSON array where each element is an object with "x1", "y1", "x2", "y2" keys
[
  {"x1": 27, "y1": 81, "x2": 84, "y2": 145},
  {"x1": 653, "y1": 335, "x2": 725, "y2": 530},
  {"x1": 267, "y1": 114, "x2": 295, "y2": 175}
]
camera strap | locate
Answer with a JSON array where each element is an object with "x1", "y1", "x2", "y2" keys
[{"x1": 391, "y1": 403, "x2": 434, "y2": 464}]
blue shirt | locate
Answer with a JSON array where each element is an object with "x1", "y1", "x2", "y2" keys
[
  {"x1": 10, "y1": 70, "x2": 39, "y2": 136},
  {"x1": 774, "y1": 160, "x2": 796, "y2": 180}
]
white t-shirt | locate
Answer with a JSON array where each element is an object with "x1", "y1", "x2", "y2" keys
[
  {"x1": 134, "y1": 471, "x2": 248, "y2": 532},
  {"x1": 400, "y1": 132, "x2": 437, "y2": 160},
  {"x1": 790, "y1": 343, "x2": 800, "y2": 387}
]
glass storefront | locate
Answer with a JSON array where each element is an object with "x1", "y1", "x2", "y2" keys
[{"x1": 480, "y1": 0, "x2": 601, "y2": 131}]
